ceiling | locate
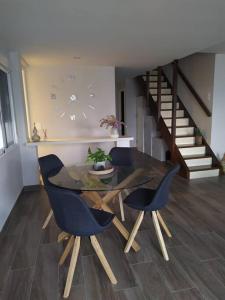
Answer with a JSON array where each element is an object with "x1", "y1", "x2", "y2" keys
[
  {"x1": 0, "y1": 0, "x2": 225, "y2": 68},
  {"x1": 204, "y1": 41, "x2": 225, "y2": 53}
]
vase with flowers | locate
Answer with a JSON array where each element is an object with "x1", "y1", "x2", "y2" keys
[{"x1": 100, "y1": 115, "x2": 125, "y2": 138}]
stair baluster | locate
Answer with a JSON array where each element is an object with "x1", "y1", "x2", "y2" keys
[
  {"x1": 171, "y1": 60, "x2": 178, "y2": 161},
  {"x1": 157, "y1": 67, "x2": 162, "y2": 128},
  {"x1": 145, "y1": 71, "x2": 150, "y2": 107}
]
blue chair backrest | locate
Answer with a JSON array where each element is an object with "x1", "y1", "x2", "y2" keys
[
  {"x1": 109, "y1": 147, "x2": 134, "y2": 166},
  {"x1": 147, "y1": 164, "x2": 180, "y2": 211},
  {"x1": 46, "y1": 185, "x2": 105, "y2": 236},
  {"x1": 38, "y1": 154, "x2": 64, "y2": 186}
]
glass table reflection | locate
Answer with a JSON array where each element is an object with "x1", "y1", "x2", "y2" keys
[{"x1": 48, "y1": 165, "x2": 152, "y2": 192}]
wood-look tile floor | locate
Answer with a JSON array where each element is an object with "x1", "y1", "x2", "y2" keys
[{"x1": 1, "y1": 158, "x2": 225, "y2": 300}]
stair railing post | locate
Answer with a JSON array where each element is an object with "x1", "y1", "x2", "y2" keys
[
  {"x1": 171, "y1": 61, "x2": 178, "y2": 160},
  {"x1": 157, "y1": 67, "x2": 162, "y2": 129},
  {"x1": 145, "y1": 71, "x2": 150, "y2": 106}
]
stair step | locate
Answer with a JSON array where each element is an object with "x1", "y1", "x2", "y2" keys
[
  {"x1": 153, "y1": 95, "x2": 173, "y2": 102},
  {"x1": 164, "y1": 118, "x2": 189, "y2": 127},
  {"x1": 149, "y1": 82, "x2": 168, "y2": 88},
  {"x1": 185, "y1": 157, "x2": 212, "y2": 167},
  {"x1": 151, "y1": 70, "x2": 158, "y2": 76},
  {"x1": 150, "y1": 88, "x2": 171, "y2": 95},
  {"x1": 189, "y1": 167, "x2": 220, "y2": 179},
  {"x1": 161, "y1": 109, "x2": 184, "y2": 118},
  {"x1": 150, "y1": 75, "x2": 164, "y2": 82},
  {"x1": 176, "y1": 136, "x2": 195, "y2": 146},
  {"x1": 168, "y1": 126, "x2": 194, "y2": 136},
  {"x1": 161, "y1": 102, "x2": 179, "y2": 110},
  {"x1": 143, "y1": 75, "x2": 164, "y2": 81},
  {"x1": 179, "y1": 145, "x2": 206, "y2": 157}
]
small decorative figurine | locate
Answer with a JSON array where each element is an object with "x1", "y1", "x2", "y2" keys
[
  {"x1": 31, "y1": 123, "x2": 41, "y2": 142},
  {"x1": 42, "y1": 129, "x2": 47, "y2": 140}
]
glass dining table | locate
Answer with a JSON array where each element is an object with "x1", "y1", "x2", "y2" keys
[{"x1": 49, "y1": 164, "x2": 153, "y2": 252}]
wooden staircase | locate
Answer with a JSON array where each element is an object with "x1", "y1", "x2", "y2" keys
[{"x1": 142, "y1": 65, "x2": 222, "y2": 179}]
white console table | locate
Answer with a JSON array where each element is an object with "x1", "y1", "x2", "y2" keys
[{"x1": 24, "y1": 136, "x2": 134, "y2": 186}]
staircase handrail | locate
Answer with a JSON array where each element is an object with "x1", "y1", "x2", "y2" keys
[{"x1": 174, "y1": 60, "x2": 212, "y2": 117}]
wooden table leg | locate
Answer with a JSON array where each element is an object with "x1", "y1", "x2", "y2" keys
[
  {"x1": 102, "y1": 203, "x2": 140, "y2": 252},
  {"x1": 83, "y1": 191, "x2": 141, "y2": 252},
  {"x1": 58, "y1": 231, "x2": 70, "y2": 243}
]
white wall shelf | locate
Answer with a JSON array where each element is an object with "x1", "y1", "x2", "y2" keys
[{"x1": 26, "y1": 136, "x2": 133, "y2": 146}]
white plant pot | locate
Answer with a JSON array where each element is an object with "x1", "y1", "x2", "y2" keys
[
  {"x1": 93, "y1": 161, "x2": 106, "y2": 171},
  {"x1": 110, "y1": 127, "x2": 119, "y2": 138}
]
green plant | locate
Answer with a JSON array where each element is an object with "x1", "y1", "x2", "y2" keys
[
  {"x1": 195, "y1": 128, "x2": 203, "y2": 137},
  {"x1": 87, "y1": 147, "x2": 112, "y2": 163}
]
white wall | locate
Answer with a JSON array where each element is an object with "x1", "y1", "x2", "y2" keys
[
  {"x1": 9, "y1": 52, "x2": 40, "y2": 186},
  {"x1": 0, "y1": 145, "x2": 23, "y2": 229},
  {"x1": 164, "y1": 53, "x2": 215, "y2": 143},
  {"x1": 0, "y1": 51, "x2": 23, "y2": 230},
  {"x1": 0, "y1": 51, "x2": 8, "y2": 67},
  {"x1": 211, "y1": 54, "x2": 225, "y2": 159},
  {"x1": 26, "y1": 65, "x2": 116, "y2": 164},
  {"x1": 124, "y1": 78, "x2": 140, "y2": 147}
]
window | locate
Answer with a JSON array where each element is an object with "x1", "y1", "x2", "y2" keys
[{"x1": 0, "y1": 68, "x2": 15, "y2": 154}]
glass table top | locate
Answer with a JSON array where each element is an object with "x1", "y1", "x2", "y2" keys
[{"x1": 48, "y1": 164, "x2": 152, "y2": 192}]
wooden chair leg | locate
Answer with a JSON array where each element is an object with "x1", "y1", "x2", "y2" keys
[
  {"x1": 42, "y1": 209, "x2": 53, "y2": 229},
  {"x1": 119, "y1": 192, "x2": 125, "y2": 222},
  {"x1": 58, "y1": 231, "x2": 70, "y2": 243},
  {"x1": 157, "y1": 211, "x2": 172, "y2": 238},
  {"x1": 152, "y1": 211, "x2": 169, "y2": 261},
  {"x1": 59, "y1": 236, "x2": 74, "y2": 266},
  {"x1": 90, "y1": 235, "x2": 117, "y2": 285},
  {"x1": 63, "y1": 236, "x2": 81, "y2": 298},
  {"x1": 124, "y1": 211, "x2": 144, "y2": 253}
]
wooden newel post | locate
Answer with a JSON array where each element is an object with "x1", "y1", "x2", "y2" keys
[
  {"x1": 157, "y1": 67, "x2": 162, "y2": 128},
  {"x1": 145, "y1": 71, "x2": 150, "y2": 105},
  {"x1": 171, "y1": 61, "x2": 178, "y2": 160}
]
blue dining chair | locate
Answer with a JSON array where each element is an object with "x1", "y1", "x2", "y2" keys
[
  {"x1": 38, "y1": 154, "x2": 65, "y2": 229},
  {"x1": 124, "y1": 164, "x2": 180, "y2": 261},
  {"x1": 109, "y1": 147, "x2": 135, "y2": 222},
  {"x1": 46, "y1": 185, "x2": 117, "y2": 298},
  {"x1": 109, "y1": 147, "x2": 135, "y2": 166},
  {"x1": 38, "y1": 154, "x2": 64, "y2": 186}
]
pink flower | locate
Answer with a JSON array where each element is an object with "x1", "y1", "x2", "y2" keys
[{"x1": 100, "y1": 115, "x2": 125, "y2": 129}]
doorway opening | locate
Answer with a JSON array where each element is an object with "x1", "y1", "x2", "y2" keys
[{"x1": 120, "y1": 91, "x2": 125, "y2": 136}]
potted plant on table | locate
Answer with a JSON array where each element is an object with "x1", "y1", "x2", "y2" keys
[
  {"x1": 195, "y1": 128, "x2": 204, "y2": 145},
  {"x1": 87, "y1": 147, "x2": 112, "y2": 171},
  {"x1": 100, "y1": 115, "x2": 125, "y2": 138}
]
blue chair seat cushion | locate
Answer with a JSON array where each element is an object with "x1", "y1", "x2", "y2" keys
[
  {"x1": 124, "y1": 188, "x2": 156, "y2": 211},
  {"x1": 90, "y1": 208, "x2": 115, "y2": 228}
]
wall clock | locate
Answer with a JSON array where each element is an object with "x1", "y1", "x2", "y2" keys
[{"x1": 50, "y1": 73, "x2": 97, "y2": 122}]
